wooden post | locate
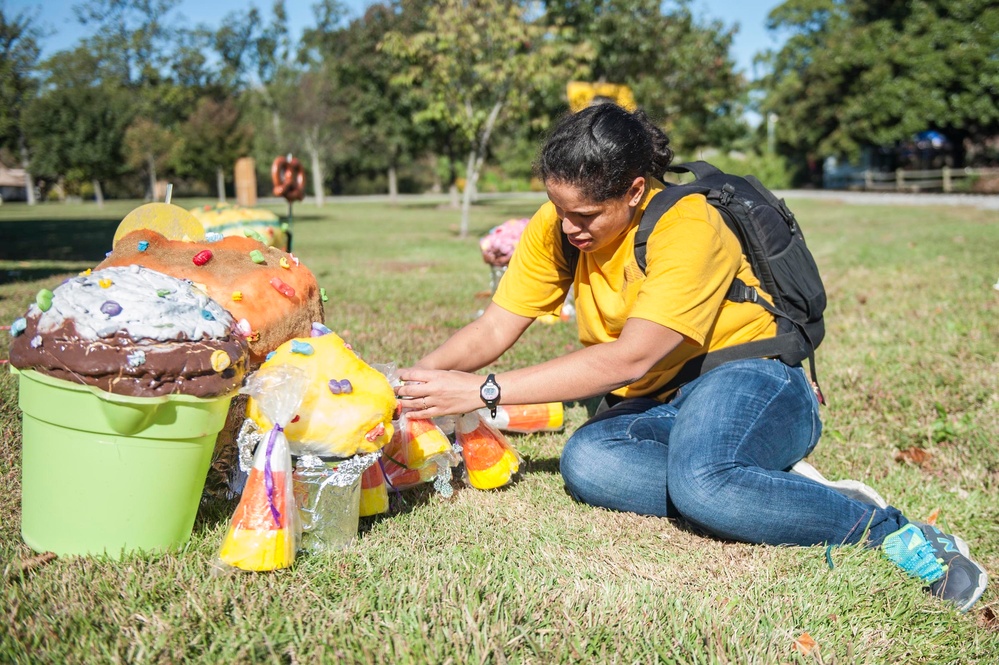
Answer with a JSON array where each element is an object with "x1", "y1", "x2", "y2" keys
[
  {"x1": 942, "y1": 166, "x2": 952, "y2": 193},
  {"x1": 235, "y1": 157, "x2": 257, "y2": 207},
  {"x1": 865, "y1": 170, "x2": 873, "y2": 190},
  {"x1": 896, "y1": 168, "x2": 905, "y2": 191}
]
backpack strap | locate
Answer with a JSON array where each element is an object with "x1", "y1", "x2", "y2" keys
[
  {"x1": 635, "y1": 185, "x2": 710, "y2": 271},
  {"x1": 666, "y1": 161, "x2": 724, "y2": 180}
]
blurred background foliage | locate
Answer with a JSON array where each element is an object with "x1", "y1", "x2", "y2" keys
[{"x1": 0, "y1": 0, "x2": 997, "y2": 203}]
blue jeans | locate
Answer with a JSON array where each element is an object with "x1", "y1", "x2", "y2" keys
[{"x1": 560, "y1": 359, "x2": 907, "y2": 547}]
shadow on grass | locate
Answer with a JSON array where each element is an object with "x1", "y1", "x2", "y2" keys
[
  {"x1": 522, "y1": 456, "x2": 561, "y2": 475},
  {"x1": 0, "y1": 218, "x2": 119, "y2": 263},
  {"x1": 0, "y1": 265, "x2": 92, "y2": 286}
]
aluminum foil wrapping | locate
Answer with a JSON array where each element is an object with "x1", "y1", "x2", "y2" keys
[{"x1": 294, "y1": 451, "x2": 380, "y2": 553}]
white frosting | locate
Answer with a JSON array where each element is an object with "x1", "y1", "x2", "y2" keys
[{"x1": 31, "y1": 265, "x2": 235, "y2": 342}]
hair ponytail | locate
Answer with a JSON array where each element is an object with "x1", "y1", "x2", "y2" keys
[
  {"x1": 536, "y1": 104, "x2": 673, "y2": 202},
  {"x1": 634, "y1": 110, "x2": 673, "y2": 179}
]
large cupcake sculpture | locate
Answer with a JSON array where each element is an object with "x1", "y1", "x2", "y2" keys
[
  {"x1": 6, "y1": 200, "x2": 327, "y2": 559},
  {"x1": 8, "y1": 262, "x2": 252, "y2": 558},
  {"x1": 9, "y1": 265, "x2": 249, "y2": 397}
]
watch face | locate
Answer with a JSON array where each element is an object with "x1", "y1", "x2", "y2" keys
[{"x1": 481, "y1": 383, "x2": 500, "y2": 401}]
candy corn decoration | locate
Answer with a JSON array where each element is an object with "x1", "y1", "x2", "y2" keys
[
  {"x1": 456, "y1": 413, "x2": 521, "y2": 490},
  {"x1": 480, "y1": 402, "x2": 564, "y2": 433},
  {"x1": 218, "y1": 428, "x2": 297, "y2": 571},
  {"x1": 405, "y1": 416, "x2": 453, "y2": 467},
  {"x1": 380, "y1": 414, "x2": 456, "y2": 491},
  {"x1": 359, "y1": 463, "x2": 389, "y2": 517}
]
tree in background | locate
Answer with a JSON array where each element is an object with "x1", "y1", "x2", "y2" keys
[
  {"x1": 173, "y1": 97, "x2": 253, "y2": 201},
  {"x1": 758, "y1": 0, "x2": 999, "y2": 166},
  {"x1": 0, "y1": 4, "x2": 41, "y2": 204},
  {"x1": 123, "y1": 118, "x2": 175, "y2": 200},
  {"x1": 385, "y1": 0, "x2": 592, "y2": 237},
  {"x1": 25, "y1": 47, "x2": 135, "y2": 206},
  {"x1": 309, "y1": 0, "x2": 431, "y2": 203},
  {"x1": 545, "y1": 0, "x2": 748, "y2": 154}
]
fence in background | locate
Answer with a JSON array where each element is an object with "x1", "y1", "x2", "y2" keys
[{"x1": 841, "y1": 167, "x2": 999, "y2": 193}]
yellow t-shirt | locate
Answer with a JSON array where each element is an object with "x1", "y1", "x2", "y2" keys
[{"x1": 493, "y1": 178, "x2": 777, "y2": 400}]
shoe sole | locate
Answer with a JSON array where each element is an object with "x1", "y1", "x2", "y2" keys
[
  {"x1": 947, "y1": 533, "x2": 989, "y2": 613},
  {"x1": 790, "y1": 460, "x2": 889, "y2": 509}
]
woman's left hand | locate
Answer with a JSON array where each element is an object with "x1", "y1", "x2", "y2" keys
[{"x1": 394, "y1": 367, "x2": 485, "y2": 418}]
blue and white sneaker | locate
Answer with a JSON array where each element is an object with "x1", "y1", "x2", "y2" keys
[{"x1": 882, "y1": 522, "x2": 988, "y2": 612}]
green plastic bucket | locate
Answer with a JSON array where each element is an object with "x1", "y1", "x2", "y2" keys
[{"x1": 15, "y1": 368, "x2": 235, "y2": 558}]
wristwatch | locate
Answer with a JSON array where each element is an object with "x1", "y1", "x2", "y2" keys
[{"x1": 479, "y1": 374, "x2": 501, "y2": 418}]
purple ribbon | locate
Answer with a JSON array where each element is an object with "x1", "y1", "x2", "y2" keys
[{"x1": 264, "y1": 424, "x2": 285, "y2": 527}]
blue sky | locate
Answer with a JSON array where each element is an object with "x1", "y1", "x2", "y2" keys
[{"x1": 11, "y1": 0, "x2": 783, "y2": 79}]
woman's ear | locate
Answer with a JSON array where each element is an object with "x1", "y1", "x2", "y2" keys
[{"x1": 627, "y1": 176, "x2": 646, "y2": 207}]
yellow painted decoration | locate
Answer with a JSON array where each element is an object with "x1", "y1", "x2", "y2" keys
[
  {"x1": 98, "y1": 279, "x2": 112, "y2": 288},
  {"x1": 232, "y1": 291, "x2": 243, "y2": 302},
  {"x1": 566, "y1": 81, "x2": 637, "y2": 113},
  {"x1": 211, "y1": 350, "x2": 231, "y2": 372},
  {"x1": 246, "y1": 331, "x2": 396, "y2": 457},
  {"x1": 79, "y1": 268, "x2": 92, "y2": 277},
  {"x1": 279, "y1": 257, "x2": 290, "y2": 269},
  {"x1": 113, "y1": 202, "x2": 205, "y2": 248}
]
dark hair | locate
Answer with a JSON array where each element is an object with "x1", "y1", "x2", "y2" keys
[{"x1": 536, "y1": 104, "x2": 674, "y2": 202}]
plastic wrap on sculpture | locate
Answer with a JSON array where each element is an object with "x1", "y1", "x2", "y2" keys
[
  {"x1": 293, "y1": 451, "x2": 379, "y2": 552},
  {"x1": 381, "y1": 412, "x2": 458, "y2": 495},
  {"x1": 218, "y1": 366, "x2": 308, "y2": 571},
  {"x1": 455, "y1": 412, "x2": 522, "y2": 490},
  {"x1": 478, "y1": 403, "x2": 564, "y2": 434}
]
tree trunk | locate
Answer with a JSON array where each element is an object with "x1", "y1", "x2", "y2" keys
[
  {"x1": 446, "y1": 143, "x2": 459, "y2": 209},
  {"x1": 429, "y1": 158, "x2": 442, "y2": 194},
  {"x1": 460, "y1": 148, "x2": 477, "y2": 238},
  {"x1": 147, "y1": 153, "x2": 158, "y2": 201},
  {"x1": 216, "y1": 167, "x2": 226, "y2": 203},
  {"x1": 388, "y1": 164, "x2": 398, "y2": 204},
  {"x1": 272, "y1": 110, "x2": 282, "y2": 146},
  {"x1": 92, "y1": 179, "x2": 104, "y2": 207},
  {"x1": 458, "y1": 100, "x2": 505, "y2": 236},
  {"x1": 19, "y1": 140, "x2": 35, "y2": 206},
  {"x1": 306, "y1": 133, "x2": 325, "y2": 207}
]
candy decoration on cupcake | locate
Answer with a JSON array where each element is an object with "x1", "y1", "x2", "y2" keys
[
  {"x1": 35, "y1": 289, "x2": 53, "y2": 312},
  {"x1": 269, "y1": 277, "x2": 295, "y2": 298}
]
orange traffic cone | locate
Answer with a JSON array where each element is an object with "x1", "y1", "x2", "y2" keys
[
  {"x1": 218, "y1": 429, "x2": 297, "y2": 571},
  {"x1": 359, "y1": 462, "x2": 389, "y2": 517},
  {"x1": 456, "y1": 413, "x2": 521, "y2": 490}
]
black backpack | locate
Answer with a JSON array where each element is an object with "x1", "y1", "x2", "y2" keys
[{"x1": 561, "y1": 161, "x2": 827, "y2": 402}]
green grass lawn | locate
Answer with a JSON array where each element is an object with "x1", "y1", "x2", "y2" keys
[{"x1": 1, "y1": 196, "x2": 997, "y2": 663}]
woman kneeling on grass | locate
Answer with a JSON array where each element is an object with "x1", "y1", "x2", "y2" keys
[{"x1": 395, "y1": 103, "x2": 988, "y2": 612}]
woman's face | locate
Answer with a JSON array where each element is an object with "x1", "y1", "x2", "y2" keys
[{"x1": 547, "y1": 177, "x2": 646, "y2": 253}]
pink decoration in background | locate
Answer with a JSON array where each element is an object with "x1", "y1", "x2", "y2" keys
[{"x1": 479, "y1": 218, "x2": 529, "y2": 267}]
